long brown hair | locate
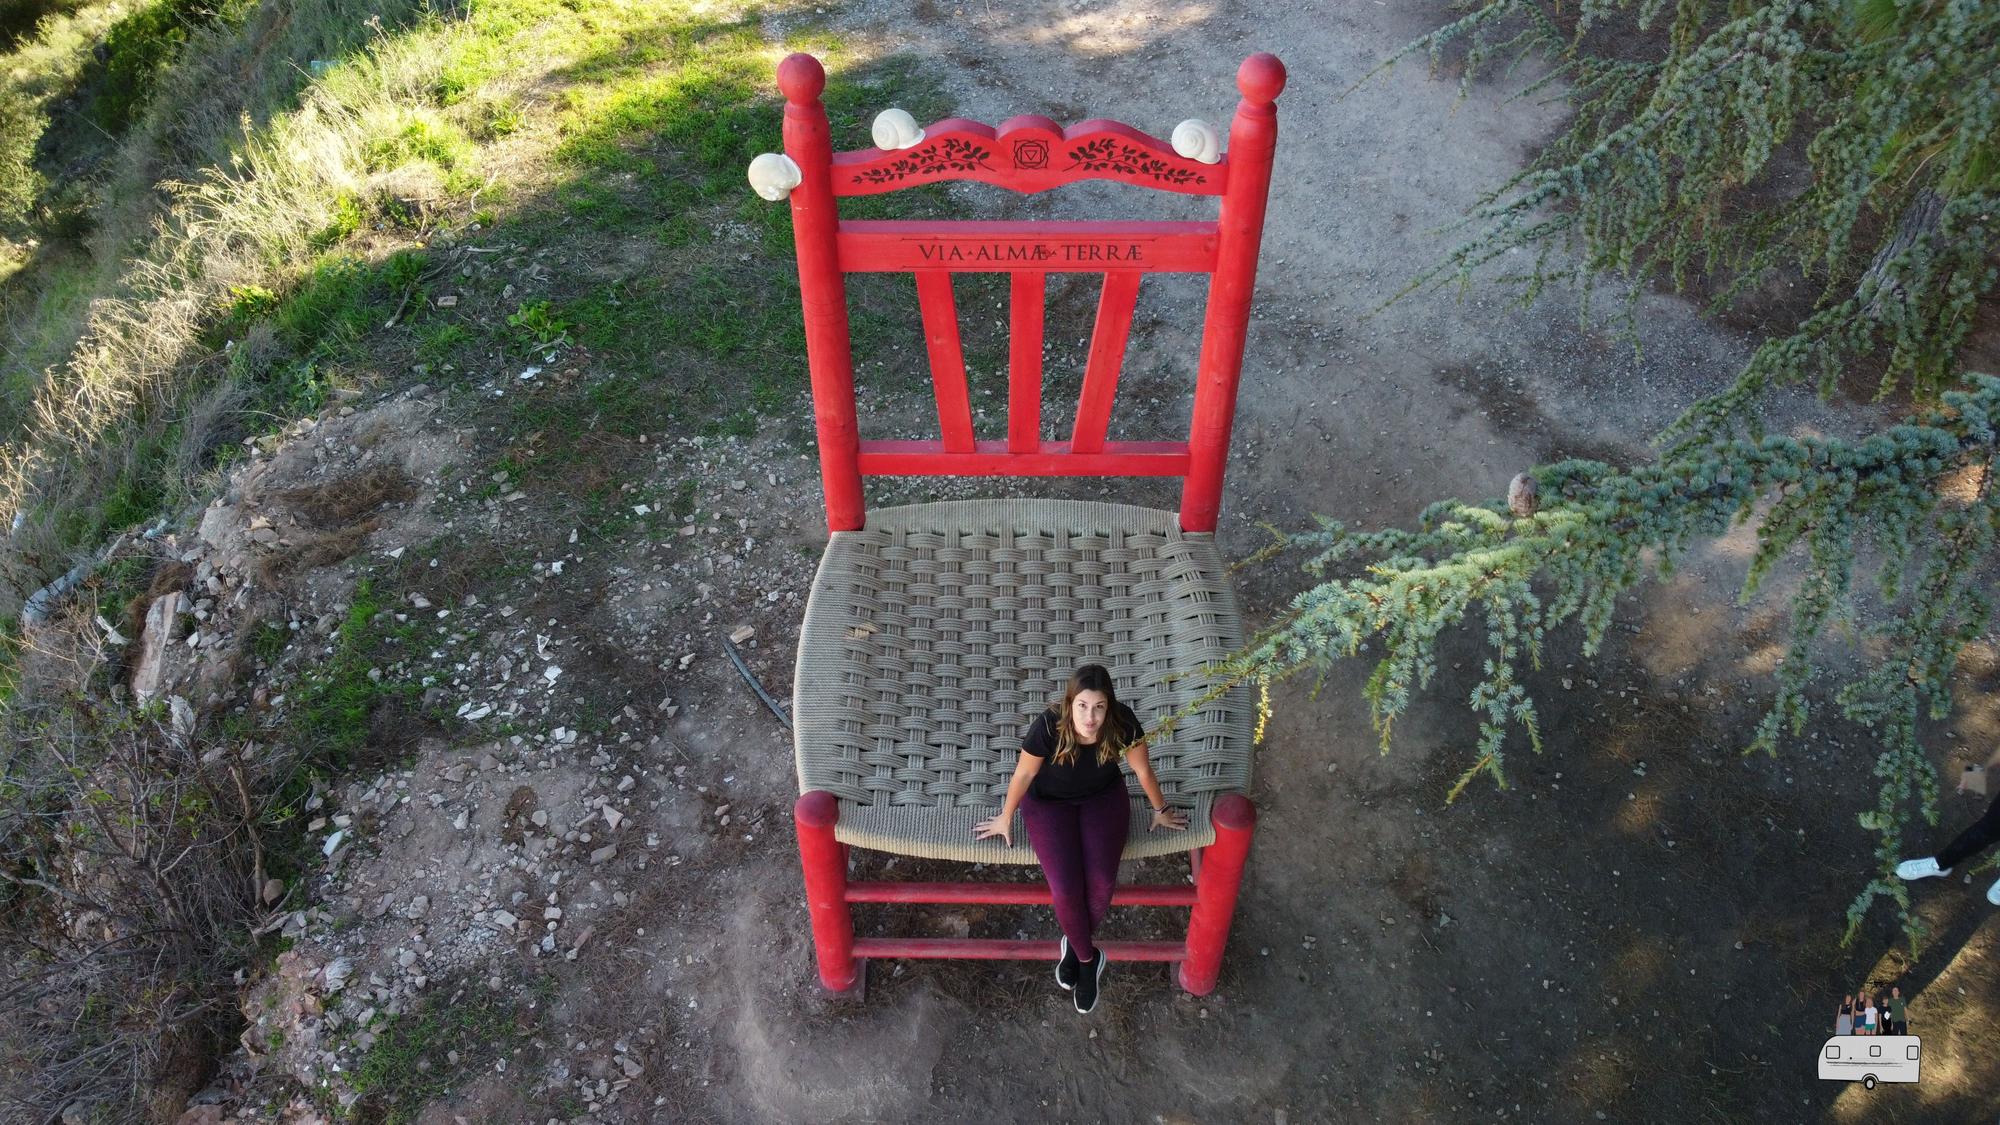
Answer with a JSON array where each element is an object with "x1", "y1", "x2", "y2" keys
[{"x1": 1049, "y1": 664, "x2": 1132, "y2": 767}]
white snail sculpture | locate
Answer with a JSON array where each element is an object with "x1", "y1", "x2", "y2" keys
[
  {"x1": 870, "y1": 107, "x2": 925, "y2": 150},
  {"x1": 1171, "y1": 118, "x2": 1222, "y2": 164},
  {"x1": 746, "y1": 152, "x2": 803, "y2": 201}
]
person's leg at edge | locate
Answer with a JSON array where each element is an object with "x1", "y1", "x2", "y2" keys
[
  {"x1": 1078, "y1": 783, "x2": 1133, "y2": 940},
  {"x1": 1021, "y1": 793, "x2": 1096, "y2": 960},
  {"x1": 1935, "y1": 792, "x2": 2000, "y2": 871}
]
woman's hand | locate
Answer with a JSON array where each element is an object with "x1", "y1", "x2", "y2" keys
[
  {"x1": 973, "y1": 812, "x2": 1013, "y2": 846},
  {"x1": 1149, "y1": 806, "x2": 1189, "y2": 832}
]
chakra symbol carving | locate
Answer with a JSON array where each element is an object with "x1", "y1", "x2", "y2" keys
[
  {"x1": 1014, "y1": 139, "x2": 1049, "y2": 169},
  {"x1": 1064, "y1": 137, "x2": 1207, "y2": 185},
  {"x1": 853, "y1": 137, "x2": 994, "y2": 185}
]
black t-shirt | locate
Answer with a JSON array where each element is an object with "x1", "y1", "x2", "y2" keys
[{"x1": 1020, "y1": 702, "x2": 1138, "y2": 802}]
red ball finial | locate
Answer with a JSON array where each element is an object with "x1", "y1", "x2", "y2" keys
[
  {"x1": 1236, "y1": 53, "x2": 1286, "y2": 105},
  {"x1": 777, "y1": 53, "x2": 826, "y2": 103}
]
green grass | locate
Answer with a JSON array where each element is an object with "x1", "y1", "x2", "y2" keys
[
  {"x1": 307, "y1": 193, "x2": 367, "y2": 253},
  {"x1": 362, "y1": 111, "x2": 474, "y2": 173},
  {"x1": 416, "y1": 320, "x2": 474, "y2": 365},
  {"x1": 505, "y1": 298, "x2": 572, "y2": 355},
  {"x1": 0, "y1": 0, "x2": 999, "y2": 654},
  {"x1": 274, "y1": 252, "x2": 378, "y2": 357},
  {"x1": 204, "y1": 247, "x2": 436, "y2": 417},
  {"x1": 285, "y1": 577, "x2": 423, "y2": 766},
  {"x1": 45, "y1": 416, "x2": 185, "y2": 546},
  {"x1": 0, "y1": 617, "x2": 20, "y2": 709},
  {"x1": 350, "y1": 986, "x2": 525, "y2": 1124},
  {"x1": 0, "y1": 249, "x2": 106, "y2": 434},
  {"x1": 89, "y1": 553, "x2": 151, "y2": 604},
  {"x1": 250, "y1": 619, "x2": 291, "y2": 665},
  {"x1": 83, "y1": 0, "x2": 230, "y2": 135},
  {"x1": 514, "y1": 16, "x2": 958, "y2": 441}
]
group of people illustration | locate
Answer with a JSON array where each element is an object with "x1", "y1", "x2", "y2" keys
[{"x1": 1834, "y1": 987, "x2": 1908, "y2": 1037}]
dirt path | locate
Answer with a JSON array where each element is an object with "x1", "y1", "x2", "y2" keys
[{"x1": 684, "y1": 2, "x2": 1996, "y2": 1121}]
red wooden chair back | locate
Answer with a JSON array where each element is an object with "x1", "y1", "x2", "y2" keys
[{"x1": 770, "y1": 52, "x2": 1284, "y2": 534}]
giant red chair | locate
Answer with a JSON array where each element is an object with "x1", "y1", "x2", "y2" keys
[{"x1": 751, "y1": 51, "x2": 1284, "y2": 997}]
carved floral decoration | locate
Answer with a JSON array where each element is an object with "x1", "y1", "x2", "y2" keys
[
  {"x1": 1063, "y1": 137, "x2": 1208, "y2": 185},
  {"x1": 853, "y1": 137, "x2": 994, "y2": 185}
]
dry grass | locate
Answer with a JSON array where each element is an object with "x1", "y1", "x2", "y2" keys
[
  {"x1": 0, "y1": 0, "x2": 477, "y2": 617},
  {"x1": 261, "y1": 462, "x2": 416, "y2": 528},
  {"x1": 0, "y1": 620, "x2": 261, "y2": 1122}
]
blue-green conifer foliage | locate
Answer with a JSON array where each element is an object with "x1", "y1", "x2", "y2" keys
[{"x1": 1219, "y1": 0, "x2": 1999, "y2": 950}]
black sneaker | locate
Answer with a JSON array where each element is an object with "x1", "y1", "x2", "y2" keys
[
  {"x1": 1056, "y1": 936, "x2": 1080, "y2": 991},
  {"x1": 1073, "y1": 950, "x2": 1107, "y2": 1014}
]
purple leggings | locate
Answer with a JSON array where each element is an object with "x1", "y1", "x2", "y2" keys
[{"x1": 1021, "y1": 784, "x2": 1130, "y2": 961}]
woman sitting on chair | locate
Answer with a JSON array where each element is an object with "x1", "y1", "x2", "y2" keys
[{"x1": 974, "y1": 664, "x2": 1188, "y2": 1014}]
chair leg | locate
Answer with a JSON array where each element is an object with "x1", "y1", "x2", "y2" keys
[
  {"x1": 1178, "y1": 794, "x2": 1255, "y2": 996},
  {"x1": 794, "y1": 791, "x2": 860, "y2": 993}
]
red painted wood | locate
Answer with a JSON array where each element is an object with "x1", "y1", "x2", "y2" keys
[
  {"x1": 855, "y1": 439, "x2": 1187, "y2": 477},
  {"x1": 852, "y1": 938, "x2": 1187, "y2": 962},
  {"x1": 772, "y1": 55, "x2": 1282, "y2": 996},
  {"x1": 794, "y1": 791, "x2": 859, "y2": 992},
  {"x1": 778, "y1": 55, "x2": 865, "y2": 532},
  {"x1": 1178, "y1": 794, "x2": 1256, "y2": 996},
  {"x1": 845, "y1": 881, "x2": 1198, "y2": 906},
  {"x1": 833, "y1": 117, "x2": 1225, "y2": 197},
  {"x1": 837, "y1": 220, "x2": 1218, "y2": 273},
  {"x1": 1008, "y1": 272, "x2": 1045, "y2": 453},
  {"x1": 1071, "y1": 272, "x2": 1141, "y2": 454},
  {"x1": 914, "y1": 272, "x2": 976, "y2": 453},
  {"x1": 1180, "y1": 53, "x2": 1286, "y2": 533}
]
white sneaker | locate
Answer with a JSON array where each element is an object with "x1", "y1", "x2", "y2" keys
[
  {"x1": 1896, "y1": 857, "x2": 1950, "y2": 880},
  {"x1": 1988, "y1": 877, "x2": 2000, "y2": 906}
]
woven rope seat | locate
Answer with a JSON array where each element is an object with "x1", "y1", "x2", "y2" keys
[{"x1": 792, "y1": 497, "x2": 1252, "y2": 864}]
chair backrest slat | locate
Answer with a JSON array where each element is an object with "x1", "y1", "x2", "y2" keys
[
  {"x1": 1071, "y1": 272, "x2": 1142, "y2": 455},
  {"x1": 1008, "y1": 272, "x2": 1046, "y2": 454},
  {"x1": 914, "y1": 272, "x2": 976, "y2": 453},
  {"x1": 769, "y1": 52, "x2": 1285, "y2": 534}
]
